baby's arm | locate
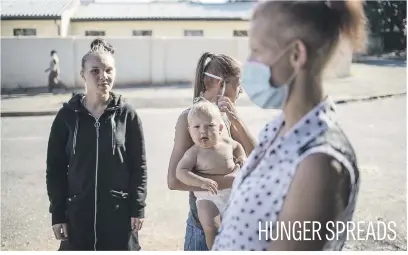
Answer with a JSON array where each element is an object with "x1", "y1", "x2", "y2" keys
[
  {"x1": 176, "y1": 146, "x2": 216, "y2": 192},
  {"x1": 233, "y1": 140, "x2": 247, "y2": 167}
]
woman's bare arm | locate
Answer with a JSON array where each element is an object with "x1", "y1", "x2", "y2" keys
[
  {"x1": 268, "y1": 154, "x2": 351, "y2": 251},
  {"x1": 167, "y1": 111, "x2": 202, "y2": 191},
  {"x1": 230, "y1": 118, "x2": 256, "y2": 155},
  {"x1": 217, "y1": 96, "x2": 256, "y2": 155}
]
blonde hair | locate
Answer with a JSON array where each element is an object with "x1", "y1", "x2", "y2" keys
[
  {"x1": 187, "y1": 101, "x2": 223, "y2": 126},
  {"x1": 253, "y1": 0, "x2": 367, "y2": 75},
  {"x1": 193, "y1": 52, "x2": 241, "y2": 101}
]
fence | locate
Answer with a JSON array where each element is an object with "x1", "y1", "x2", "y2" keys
[{"x1": 1, "y1": 37, "x2": 353, "y2": 90}]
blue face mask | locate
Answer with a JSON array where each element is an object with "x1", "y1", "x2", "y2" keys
[
  {"x1": 241, "y1": 47, "x2": 297, "y2": 109},
  {"x1": 241, "y1": 62, "x2": 289, "y2": 109}
]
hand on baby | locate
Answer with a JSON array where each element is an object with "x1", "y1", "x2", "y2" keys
[
  {"x1": 236, "y1": 156, "x2": 247, "y2": 168},
  {"x1": 200, "y1": 178, "x2": 218, "y2": 195}
]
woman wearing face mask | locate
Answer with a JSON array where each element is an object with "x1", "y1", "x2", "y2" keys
[
  {"x1": 167, "y1": 52, "x2": 256, "y2": 250},
  {"x1": 212, "y1": 0, "x2": 366, "y2": 251},
  {"x1": 46, "y1": 39, "x2": 147, "y2": 250}
]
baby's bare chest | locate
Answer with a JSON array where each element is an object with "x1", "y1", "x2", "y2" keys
[{"x1": 196, "y1": 143, "x2": 235, "y2": 174}]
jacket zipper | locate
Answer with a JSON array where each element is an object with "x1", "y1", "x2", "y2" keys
[
  {"x1": 84, "y1": 106, "x2": 116, "y2": 250},
  {"x1": 93, "y1": 116, "x2": 100, "y2": 250}
]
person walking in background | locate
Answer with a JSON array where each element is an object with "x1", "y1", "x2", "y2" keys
[
  {"x1": 167, "y1": 52, "x2": 256, "y2": 251},
  {"x1": 45, "y1": 50, "x2": 66, "y2": 93},
  {"x1": 46, "y1": 39, "x2": 147, "y2": 251},
  {"x1": 212, "y1": 0, "x2": 366, "y2": 251}
]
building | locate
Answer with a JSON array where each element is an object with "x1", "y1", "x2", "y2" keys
[
  {"x1": 1, "y1": 0, "x2": 79, "y2": 37},
  {"x1": 1, "y1": 0, "x2": 256, "y2": 38},
  {"x1": 1, "y1": 0, "x2": 353, "y2": 90}
]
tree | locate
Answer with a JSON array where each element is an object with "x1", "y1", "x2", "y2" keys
[{"x1": 365, "y1": 0, "x2": 406, "y2": 51}]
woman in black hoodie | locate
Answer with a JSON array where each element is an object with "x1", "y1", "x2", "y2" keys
[{"x1": 46, "y1": 39, "x2": 147, "y2": 251}]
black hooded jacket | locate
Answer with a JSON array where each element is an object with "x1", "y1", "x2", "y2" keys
[{"x1": 46, "y1": 93, "x2": 147, "y2": 250}]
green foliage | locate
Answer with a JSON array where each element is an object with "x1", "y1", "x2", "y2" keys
[
  {"x1": 364, "y1": 0, "x2": 406, "y2": 34},
  {"x1": 364, "y1": 0, "x2": 406, "y2": 51}
]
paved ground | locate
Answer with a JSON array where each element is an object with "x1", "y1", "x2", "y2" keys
[
  {"x1": 1, "y1": 63, "x2": 406, "y2": 115},
  {"x1": 1, "y1": 96, "x2": 406, "y2": 251}
]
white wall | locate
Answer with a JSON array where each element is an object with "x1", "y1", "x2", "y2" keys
[
  {"x1": 1, "y1": 20, "x2": 60, "y2": 37},
  {"x1": 1, "y1": 37, "x2": 352, "y2": 90},
  {"x1": 1, "y1": 37, "x2": 76, "y2": 89},
  {"x1": 72, "y1": 37, "x2": 153, "y2": 86}
]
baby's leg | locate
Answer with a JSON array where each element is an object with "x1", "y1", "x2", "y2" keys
[{"x1": 197, "y1": 200, "x2": 221, "y2": 249}]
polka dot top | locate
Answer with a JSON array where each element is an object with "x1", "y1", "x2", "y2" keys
[{"x1": 212, "y1": 97, "x2": 360, "y2": 251}]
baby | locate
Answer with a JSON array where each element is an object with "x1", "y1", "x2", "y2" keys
[{"x1": 176, "y1": 101, "x2": 246, "y2": 249}]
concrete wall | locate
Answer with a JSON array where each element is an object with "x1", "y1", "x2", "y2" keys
[
  {"x1": 1, "y1": 38, "x2": 76, "y2": 89},
  {"x1": 69, "y1": 20, "x2": 249, "y2": 37},
  {"x1": 1, "y1": 20, "x2": 60, "y2": 37},
  {"x1": 1, "y1": 37, "x2": 352, "y2": 90}
]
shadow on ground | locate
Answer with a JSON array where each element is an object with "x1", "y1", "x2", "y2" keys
[
  {"x1": 1, "y1": 83, "x2": 193, "y2": 100},
  {"x1": 1, "y1": 90, "x2": 71, "y2": 100},
  {"x1": 353, "y1": 58, "x2": 406, "y2": 67}
]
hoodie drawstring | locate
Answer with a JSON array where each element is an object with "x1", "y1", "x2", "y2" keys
[
  {"x1": 72, "y1": 109, "x2": 117, "y2": 156},
  {"x1": 73, "y1": 112, "x2": 79, "y2": 155},
  {"x1": 111, "y1": 111, "x2": 117, "y2": 155}
]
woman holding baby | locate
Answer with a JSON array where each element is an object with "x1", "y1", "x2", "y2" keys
[{"x1": 167, "y1": 52, "x2": 256, "y2": 250}]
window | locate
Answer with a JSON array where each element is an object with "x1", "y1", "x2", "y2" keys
[
  {"x1": 13, "y1": 28, "x2": 37, "y2": 36},
  {"x1": 184, "y1": 30, "x2": 203, "y2": 37},
  {"x1": 233, "y1": 30, "x2": 248, "y2": 37},
  {"x1": 85, "y1": 30, "x2": 105, "y2": 36},
  {"x1": 132, "y1": 30, "x2": 152, "y2": 36}
]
